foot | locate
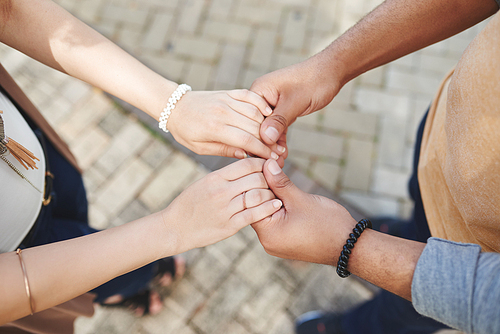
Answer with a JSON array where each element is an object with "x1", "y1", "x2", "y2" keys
[
  {"x1": 295, "y1": 311, "x2": 345, "y2": 334},
  {"x1": 155, "y1": 255, "x2": 186, "y2": 287},
  {"x1": 102, "y1": 289, "x2": 163, "y2": 317}
]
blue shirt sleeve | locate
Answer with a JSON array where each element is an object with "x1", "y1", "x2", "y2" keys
[{"x1": 411, "y1": 237, "x2": 500, "y2": 334}]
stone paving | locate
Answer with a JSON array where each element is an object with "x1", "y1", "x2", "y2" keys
[{"x1": 1, "y1": 0, "x2": 490, "y2": 332}]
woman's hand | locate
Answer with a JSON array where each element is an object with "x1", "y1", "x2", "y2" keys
[
  {"x1": 160, "y1": 158, "x2": 282, "y2": 255},
  {"x1": 167, "y1": 89, "x2": 286, "y2": 164}
]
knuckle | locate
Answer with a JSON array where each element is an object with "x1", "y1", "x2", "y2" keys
[
  {"x1": 275, "y1": 175, "x2": 294, "y2": 190},
  {"x1": 269, "y1": 114, "x2": 288, "y2": 130},
  {"x1": 240, "y1": 133, "x2": 254, "y2": 148}
]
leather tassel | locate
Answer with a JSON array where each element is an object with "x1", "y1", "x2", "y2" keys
[{"x1": 3, "y1": 137, "x2": 39, "y2": 170}]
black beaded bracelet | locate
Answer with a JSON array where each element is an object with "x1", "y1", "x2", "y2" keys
[{"x1": 336, "y1": 219, "x2": 372, "y2": 278}]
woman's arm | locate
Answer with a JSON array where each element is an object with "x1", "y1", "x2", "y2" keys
[
  {"x1": 0, "y1": 0, "x2": 283, "y2": 161},
  {"x1": 0, "y1": 158, "x2": 282, "y2": 324}
]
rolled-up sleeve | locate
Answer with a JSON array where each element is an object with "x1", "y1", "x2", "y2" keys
[{"x1": 411, "y1": 237, "x2": 500, "y2": 334}]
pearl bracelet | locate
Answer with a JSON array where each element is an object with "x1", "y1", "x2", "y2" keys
[{"x1": 158, "y1": 84, "x2": 192, "y2": 133}]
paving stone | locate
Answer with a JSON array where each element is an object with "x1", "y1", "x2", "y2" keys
[
  {"x1": 82, "y1": 165, "x2": 107, "y2": 196},
  {"x1": 140, "y1": 138, "x2": 174, "y2": 168},
  {"x1": 359, "y1": 66, "x2": 386, "y2": 87},
  {"x1": 241, "y1": 68, "x2": 267, "y2": 89},
  {"x1": 58, "y1": 92, "x2": 112, "y2": 143},
  {"x1": 215, "y1": 320, "x2": 251, "y2": 334},
  {"x1": 204, "y1": 21, "x2": 252, "y2": 44},
  {"x1": 419, "y1": 53, "x2": 457, "y2": 74},
  {"x1": 354, "y1": 87, "x2": 410, "y2": 119},
  {"x1": 323, "y1": 109, "x2": 378, "y2": 137},
  {"x1": 191, "y1": 275, "x2": 252, "y2": 333},
  {"x1": 187, "y1": 245, "x2": 231, "y2": 292},
  {"x1": 214, "y1": 44, "x2": 246, "y2": 89},
  {"x1": 288, "y1": 153, "x2": 311, "y2": 172},
  {"x1": 235, "y1": 242, "x2": 278, "y2": 288},
  {"x1": 141, "y1": 54, "x2": 186, "y2": 82},
  {"x1": 311, "y1": 0, "x2": 338, "y2": 33},
  {"x1": 289, "y1": 127, "x2": 343, "y2": 158},
  {"x1": 238, "y1": 280, "x2": 291, "y2": 333},
  {"x1": 172, "y1": 37, "x2": 219, "y2": 61},
  {"x1": 98, "y1": 108, "x2": 129, "y2": 136},
  {"x1": 249, "y1": 28, "x2": 278, "y2": 70},
  {"x1": 386, "y1": 67, "x2": 442, "y2": 96},
  {"x1": 93, "y1": 158, "x2": 153, "y2": 216},
  {"x1": 311, "y1": 160, "x2": 341, "y2": 191},
  {"x1": 274, "y1": 52, "x2": 307, "y2": 69},
  {"x1": 94, "y1": 122, "x2": 152, "y2": 176},
  {"x1": 377, "y1": 116, "x2": 408, "y2": 169},
  {"x1": 115, "y1": 200, "x2": 151, "y2": 227},
  {"x1": 88, "y1": 204, "x2": 110, "y2": 230},
  {"x1": 289, "y1": 168, "x2": 317, "y2": 193},
  {"x1": 131, "y1": 303, "x2": 188, "y2": 334},
  {"x1": 178, "y1": 0, "x2": 206, "y2": 34},
  {"x1": 282, "y1": 9, "x2": 308, "y2": 51},
  {"x1": 207, "y1": 232, "x2": 250, "y2": 263},
  {"x1": 235, "y1": 4, "x2": 282, "y2": 26},
  {"x1": 42, "y1": 96, "x2": 73, "y2": 127},
  {"x1": 69, "y1": 127, "x2": 110, "y2": 169},
  {"x1": 342, "y1": 139, "x2": 374, "y2": 191},
  {"x1": 185, "y1": 62, "x2": 213, "y2": 90},
  {"x1": 102, "y1": 3, "x2": 149, "y2": 27},
  {"x1": 288, "y1": 265, "x2": 370, "y2": 317},
  {"x1": 340, "y1": 191, "x2": 400, "y2": 217},
  {"x1": 208, "y1": 0, "x2": 234, "y2": 20},
  {"x1": 163, "y1": 277, "x2": 206, "y2": 317},
  {"x1": 371, "y1": 167, "x2": 410, "y2": 199},
  {"x1": 267, "y1": 311, "x2": 296, "y2": 334},
  {"x1": 60, "y1": 78, "x2": 92, "y2": 104},
  {"x1": 139, "y1": 152, "x2": 198, "y2": 211},
  {"x1": 142, "y1": 13, "x2": 174, "y2": 50}
]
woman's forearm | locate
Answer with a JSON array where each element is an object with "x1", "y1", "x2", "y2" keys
[
  {"x1": 0, "y1": 0, "x2": 177, "y2": 119},
  {"x1": 0, "y1": 213, "x2": 173, "y2": 324}
]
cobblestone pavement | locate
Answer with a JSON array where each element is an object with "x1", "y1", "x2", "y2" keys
[{"x1": 1, "y1": 0, "x2": 488, "y2": 332}]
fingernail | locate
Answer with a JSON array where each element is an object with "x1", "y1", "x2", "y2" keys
[
  {"x1": 273, "y1": 199, "x2": 283, "y2": 209},
  {"x1": 264, "y1": 127, "x2": 279, "y2": 142},
  {"x1": 271, "y1": 152, "x2": 279, "y2": 160},
  {"x1": 268, "y1": 159, "x2": 282, "y2": 175},
  {"x1": 235, "y1": 151, "x2": 247, "y2": 159},
  {"x1": 277, "y1": 145, "x2": 286, "y2": 153},
  {"x1": 265, "y1": 106, "x2": 273, "y2": 116}
]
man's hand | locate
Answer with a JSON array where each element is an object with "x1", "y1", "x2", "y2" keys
[
  {"x1": 250, "y1": 56, "x2": 341, "y2": 147},
  {"x1": 252, "y1": 159, "x2": 357, "y2": 265}
]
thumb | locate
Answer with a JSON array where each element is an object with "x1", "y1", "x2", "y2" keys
[
  {"x1": 260, "y1": 98, "x2": 298, "y2": 145},
  {"x1": 263, "y1": 159, "x2": 300, "y2": 203}
]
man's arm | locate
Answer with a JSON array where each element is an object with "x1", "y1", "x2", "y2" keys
[
  {"x1": 252, "y1": 159, "x2": 425, "y2": 300},
  {"x1": 251, "y1": 0, "x2": 499, "y2": 145},
  {"x1": 253, "y1": 160, "x2": 500, "y2": 334}
]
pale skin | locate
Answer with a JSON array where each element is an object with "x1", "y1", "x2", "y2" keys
[
  {"x1": 0, "y1": 158, "x2": 282, "y2": 324},
  {"x1": 0, "y1": 0, "x2": 286, "y2": 162},
  {"x1": 250, "y1": 0, "x2": 499, "y2": 300}
]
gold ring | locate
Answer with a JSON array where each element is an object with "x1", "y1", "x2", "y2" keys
[{"x1": 242, "y1": 191, "x2": 247, "y2": 210}]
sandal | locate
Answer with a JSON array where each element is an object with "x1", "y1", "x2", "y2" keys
[
  {"x1": 102, "y1": 289, "x2": 162, "y2": 316},
  {"x1": 100, "y1": 256, "x2": 185, "y2": 316},
  {"x1": 153, "y1": 256, "x2": 186, "y2": 287}
]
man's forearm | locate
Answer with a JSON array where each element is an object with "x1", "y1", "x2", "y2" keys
[
  {"x1": 0, "y1": 0, "x2": 177, "y2": 119},
  {"x1": 318, "y1": 0, "x2": 499, "y2": 86},
  {"x1": 346, "y1": 229, "x2": 425, "y2": 300}
]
